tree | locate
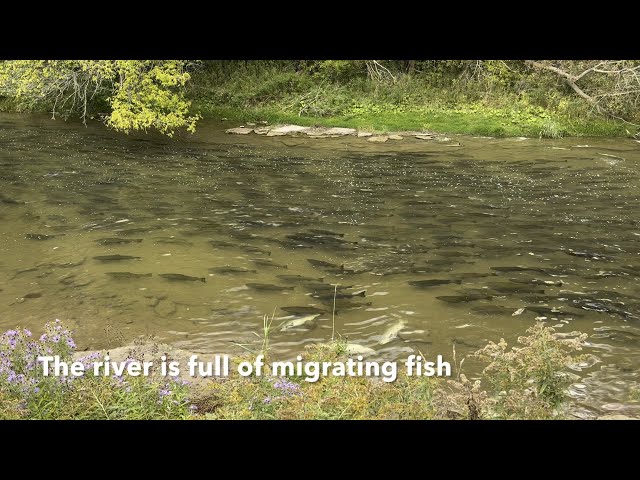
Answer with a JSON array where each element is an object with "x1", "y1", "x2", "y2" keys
[
  {"x1": 0, "y1": 60, "x2": 200, "y2": 136},
  {"x1": 526, "y1": 60, "x2": 640, "y2": 125}
]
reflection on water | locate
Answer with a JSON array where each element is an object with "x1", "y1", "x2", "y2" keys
[{"x1": 1, "y1": 113, "x2": 640, "y2": 416}]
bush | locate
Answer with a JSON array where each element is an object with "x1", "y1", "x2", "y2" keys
[
  {"x1": 195, "y1": 324, "x2": 586, "y2": 420},
  {"x1": 475, "y1": 323, "x2": 587, "y2": 419},
  {"x1": 0, "y1": 320, "x2": 193, "y2": 419}
]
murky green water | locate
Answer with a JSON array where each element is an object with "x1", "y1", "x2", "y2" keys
[{"x1": 1, "y1": 113, "x2": 640, "y2": 417}]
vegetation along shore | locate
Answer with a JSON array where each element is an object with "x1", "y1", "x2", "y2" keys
[{"x1": 1, "y1": 60, "x2": 639, "y2": 138}]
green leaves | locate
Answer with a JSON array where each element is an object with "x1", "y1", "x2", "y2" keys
[{"x1": 0, "y1": 60, "x2": 200, "y2": 136}]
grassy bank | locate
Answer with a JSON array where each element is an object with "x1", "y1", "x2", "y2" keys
[
  {"x1": 188, "y1": 62, "x2": 634, "y2": 138},
  {"x1": 1, "y1": 61, "x2": 636, "y2": 138},
  {"x1": 1, "y1": 320, "x2": 592, "y2": 420}
]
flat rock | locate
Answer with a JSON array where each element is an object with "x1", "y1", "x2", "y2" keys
[
  {"x1": 323, "y1": 127, "x2": 356, "y2": 136},
  {"x1": 415, "y1": 134, "x2": 435, "y2": 140},
  {"x1": 271, "y1": 124, "x2": 309, "y2": 134},
  {"x1": 225, "y1": 127, "x2": 253, "y2": 135},
  {"x1": 254, "y1": 127, "x2": 270, "y2": 135},
  {"x1": 305, "y1": 127, "x2": 329, "y2": 136},
  {"x1": 357, "y1": 131, "x2": 373, "y2": 137},
  {"x1": 368, "y1": 136, "x2": 388, "y2": 143},
  {"x1": 388, "y1": 134, "x2": 403, "y2": 140},
  {"x1": 266, "y1": 130, "x2": 287, "y2": 137}
]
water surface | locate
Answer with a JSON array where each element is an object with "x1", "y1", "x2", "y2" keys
[{"x1": 1, "y1": 114, "x2": 639, "y2": 416}]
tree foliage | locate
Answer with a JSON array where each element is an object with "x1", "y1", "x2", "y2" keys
[{"x1": 0, "y1": 60, "x2": 200, "y2": 136}]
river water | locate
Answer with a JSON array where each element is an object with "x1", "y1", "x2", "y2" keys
[{"x1": 1, "y1": 113, "x2": 639, "y2": 417}]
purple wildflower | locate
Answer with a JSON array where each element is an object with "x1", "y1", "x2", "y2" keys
[{"x1": 273, "y1": 377, "x2": 301, "y2": 396}]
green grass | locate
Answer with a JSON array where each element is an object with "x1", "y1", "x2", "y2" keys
[
  {"x1": 198, "y1": 104, "x2": 629, "y2": 138},
  {"x1": 186, "y1": 63, "x2": 634, "y2": 138},
  {"x1": 191, "y1": 324, "x2": 587, "y2": 420},
  {"x1": 1, "y1": 321, "x2": 589, "y2": 420}
]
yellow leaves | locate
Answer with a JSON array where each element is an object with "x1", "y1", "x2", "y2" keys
[{"x1": 0, "y1": 60, "x2": 200, "y2": 136}]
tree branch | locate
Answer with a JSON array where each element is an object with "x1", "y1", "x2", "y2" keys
[{"x1": 526, "y1": 60, "x2": 597, "y2": 106}]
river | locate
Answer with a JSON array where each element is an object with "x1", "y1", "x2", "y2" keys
[{"x1": 1, "y1": 113, "x2": 639, "y2": 417}]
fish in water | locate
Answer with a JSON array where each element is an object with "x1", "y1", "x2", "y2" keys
[
  {"x1": 25, "y1": 233, "x2": 64, "y2": 241},
  {"x1": 486, "y1": 282, "x2": 545, "y2": 294},
  {"x1": 279, "y1": 314, "x2": 320, "y2": 332},
  {"x1": 491, "y1": 266, "x2": 546, "y2": 273},
  {"x1": 0, "y1": 194, "x2": 23, "y2": 205},
  {"x1": 307, "y1": 259, "x2": 344, "y2": 270},
  {"x1": 209, "y1": 240, "x2": 235, "y2": 248},
  {"x1": 22, "y1": 292, "x2": 43, "y2": 299},
  {"x1": 563, "y1": 249, "x2": 609, "y2": 260},
  {"x1": 303, "y1": 282, "x2": 354, "y2": 291},
  {"x1": 344, "y1": 343, "x2": 376, "y2": 355},
  {"x1": 105, "y1": 272, "x2": 152, "y2": 279},
  {"x1": 436, "y1": 251, "x2": 478, "y2": 258},
  {"x1": 470, "y1": 305, "x2": 512, "y2": 315},
  {"x1": 10, "y1": 267, "x2": 39, "y2": 279},
  {"x1": 277, "y1": 274, "x2": 325, "y2": 283},
  {"x1": 379, "y1": 320, "x2": 406, "y2": 345},
  {"x1": 209, "y1": 266, "x2": 257, "y2": 274},
  {"x1": 308, "y1": 229, "x2": 344, "y2": 237},
  {"x1": 312, "y1": 291, "x2": 366, "y2": 300},
  {"x1": 449, "y1": 272, "x2": 497, "y2": 280},
  {"x1": 525, "y1": 305, "x2": 582, "y2": 317},
  {"x1": 96, "y1": 237, "x2": 143, "y2": 245},
  {"x1": 153, "y1": 237, "x2": 193, "y2": 246},
  {"x1": 246, "y1": 283, "x2": 295, "y2": 291},
  {"x1": 408, "y1": 279, "x2": 461, "y2": 288},
  {"x1": 436, "y1": 294, "x2": 494, "y2": 303},
  {"x1": 508, "y1": 278, "x2": 563, "y2": 287},
  {"x1": 287, "y1": 233, "x2": 356, "y2": 247},
  {"x1": 240, "y1": 245, "x2": 271, "y2": 256},
  {"x1": 426, "y1": 259, "x2": 473, "y2": 266},
  {"x1": 160, "y1": 273, "x2": 206, "y2": 282},
  {"x1": 114, "y1": 227, "x2": 157, "y2": 236},
  {"x1": 93, "y1": 255, "x2": 141, "y2": 261},
  {"x1": 281, "y1": 306, "x2": 329, "y2": 315},
  {"x1": 250, "y1": 259, "x2": 288, "y2": 269}
]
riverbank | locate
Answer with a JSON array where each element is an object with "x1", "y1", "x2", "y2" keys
[
  {"x1": 1, "y1": 77, "x2": 634, "y2": 139},
  {"x1": 1, "y1": 320, "x2": 608, "y2": 420},
  {"x1": 188, "y1": 63, "x2": 636, "y2": 139},
  {"x1": 199, "y1": 104, "x2": 631, "y2": 139}
]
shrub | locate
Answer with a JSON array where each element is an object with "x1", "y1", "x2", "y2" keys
[
  {"x1": 475, "y1": 323, "x2": 587, "y2": 419},
  {"x1": 0, "y1": 320, "x2": 193, "y2": 419}
]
